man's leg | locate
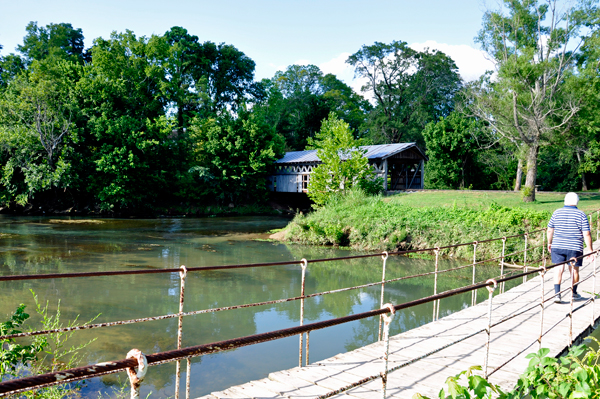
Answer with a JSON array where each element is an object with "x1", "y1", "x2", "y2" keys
[
  {"x1": 571, "y1": 265, "x2": 580, "y2": 294},
  {"x1": 552, "y1": 249, "x2": 567, "y2": 302},
  {"x1": 554, "y1": 264, "x2": 564, "y2": 301},
  {"x1": 554, "y1": 264, "x2": 565, "y2": 285}
]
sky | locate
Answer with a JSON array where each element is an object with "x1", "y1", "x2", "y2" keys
[{"x1": 0, "y1": 0, "x2": 496, "y2": 93}]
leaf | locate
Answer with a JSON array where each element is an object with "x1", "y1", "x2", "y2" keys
[{"x1": 469, "y1": 375, "x2": 491, "y2": 398}]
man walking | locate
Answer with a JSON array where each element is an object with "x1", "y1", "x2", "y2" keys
[{"x1": 547, "y1": 192, "x2": 594, "y2": 303}]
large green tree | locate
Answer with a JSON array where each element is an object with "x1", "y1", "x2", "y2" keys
[
  {"x1": 0, "y1": 58, "x2": 81, "y2": 206},
  {"x1": 75, "y1": 31, "x2": 183, "y2": 211},
  {"x1": 18, "y1": 22, "x2": 88, "y2": 64},
  {"x1": 471, "y1": 0, "x2": 594, "y2": 202},
  {"x1": 423, "y1": 112, "x2": 482, "y2": 189},
  {"x1": 347, "y1": 41, "x2": 462, "y2": 146},
  {"x1": 256, "y1": 64, "x2": 371, "y2": 150},
  {"x1": 188, "y1": 110, "x2": 285, "y2": 204}
]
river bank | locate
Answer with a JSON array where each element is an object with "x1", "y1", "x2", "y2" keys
[{"x1": 272, "y1": 189, "x2": 557, "y2": 260}]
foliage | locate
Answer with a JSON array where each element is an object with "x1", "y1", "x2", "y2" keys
[
  {"x1": 1, "y1": 291, "x2": 97, "y2": 399},
  {"x1": 255, "y1": 64, "x2": 371, "y2": 150},
  {"x1": 284, "y1": 189, "x2": 549, "y2": 258},
  {"x1": 346, "y1": 41, "x2": 462, "y2": 146},
  {"x1": 0, "y1": 58, "x2": 81, "y2": 206},
  {"x1": 305, "y1": 113, "x2": 382, "y2": 206},
  {"x1": 423, "y1": 112, "x2": 484, "y2": 189},
  {"x1": 17, "y1": 22, "x2": 88, "y2": 64},
  {"x1": 0, "y1": 304, "x2": 47, "y2": 379},
  {"x1": 189, "y1": 110, "x2": 285, "y2": 204},
  {"x1": 413, "y1": 365, "x2": 502, "y2": 399},
  {"x1": 414, "y1": 341, "x2": 600, "y2": 399},
  {"x1": 470, "y1": 0, "x2": 594, "y2": 202}
]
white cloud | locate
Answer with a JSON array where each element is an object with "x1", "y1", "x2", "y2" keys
[
  {"x1": 409, "y1": 40, "x2": 495, "y2": 82},
  {"x1": 316, "y1": 42, "x2": 494, "y2": 100}
]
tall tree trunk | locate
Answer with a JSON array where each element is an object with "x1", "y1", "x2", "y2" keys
[
  {"x1": 523, "y1": 144, "x2": 539, "y2": 203},
  {"x1": 514, "y1": 158, "x2": 523, "y2": 192}
]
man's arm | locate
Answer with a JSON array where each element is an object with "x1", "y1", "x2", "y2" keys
[
  {"x1": 584, "y1": 230, "x2": 594, "y2": 255},
  {"x1": 547, "y1": 227, "x2": 554, "y2": 252}
]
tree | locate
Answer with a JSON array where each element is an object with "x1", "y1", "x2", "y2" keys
[
  {"x1": 423, "y1": 112, "x2": 481, "y2": 189},
  {"x1": 306, "y1": 113, "x2": 382, "y2": 206},
  {"x1": 195, "y1": 41, "x2": 257, "y2": 114},
  {"x1": 17, "y1": 22, "x2": 88, "y2": 64},
  {"x1": 346, "y1": 41, "x2": 462, "y2": 146},
  {"x1": 255, "y1": 64, "x2": 371, "y2": 150},
  {"x1": 76, "y1": 30, "x2": 182, "y2": 211},
  {"x1": 160, "y1": 27, "x2": 208, "y2": 133},
  {"x1": 188, "y1": 110, "x2": 285, "y2": 204},
  {"x1": 471, "y1": 0, "x2": 593, "y2": 202},
  {"x1": 0, "y1": 58, "x2": 81, "y2": 206},
  {"x1": 0, "y1": 54, "x2": 25, "y2": 89}
]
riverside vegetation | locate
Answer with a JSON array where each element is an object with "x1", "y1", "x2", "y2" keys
[{"x1": 279, "y1": 190, "x2": 600, "y2": 260}]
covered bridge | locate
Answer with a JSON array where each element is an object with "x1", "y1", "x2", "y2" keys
[{"x1": 267, "y1": 143, "x2": 427, "y2": 193}]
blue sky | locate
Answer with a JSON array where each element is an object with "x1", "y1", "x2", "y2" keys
[{"x1": 0, "y1": 0, "x2": 495, "y2": 91}]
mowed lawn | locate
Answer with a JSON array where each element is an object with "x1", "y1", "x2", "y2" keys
[{"x1": 385, "y1": 190, "x2": 600, "y2": 215}]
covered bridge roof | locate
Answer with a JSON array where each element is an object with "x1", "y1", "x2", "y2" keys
[{"x1": 275, "y1": 143, "x2": 427, "y2": 164}]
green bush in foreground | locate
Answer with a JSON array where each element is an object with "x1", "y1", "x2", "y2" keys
[
  {"x1": 1, "y1": 292, "x2": 97, "y2": 399},
  {"x1": 414, "y1": 341, "x2": 600, "y2": 399},
  {"x1": 284, "y1": 189, "x2": 549, "y2": 259}
]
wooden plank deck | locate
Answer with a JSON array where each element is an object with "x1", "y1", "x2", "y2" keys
[{"x1": 197, "y1": 253, "x2": 600, "y2": 399}]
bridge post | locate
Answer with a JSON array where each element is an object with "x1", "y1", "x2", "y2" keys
[
  {"x1": 596, "y1": 211, "x2": 600, "y2": 241},
  {"x1": 483, "y1": 279, "x2": 497, "y2": 380},
  {"x1": 538, "y1": 259, "x2": 547, "y2": 350},
  {"x1": 542, "y1": 229, "x2": 546, "y2": 267},
  {"x1": 299, "y1": 258, "x2": 308, "y2": 367},
  {"x1": 432, "y1": 248, "x2": 440, "y2": 321},
  {"x1": 380, "y1": 304, "x2": 396, "y2": 399},
  {"x1": 185, "y1": 357, "x2": 191, "y2": 399},
  {"x1": 501, "y1": 237, "x2": 506, "y2": 293},
  {"x1": 569, "y1": 258, "x2": 576, "y2": 345},
  {"x1": 523, "y1": 234, "x2": 528, "y2": 283},
  {"x1": 471, "y1": 242, "x2": 478, "y2": 307},
  {"x1": 592, "y1": 253, "x2": 598, "y2": 328},
  {"x1": 378, "y1": 252, "x2": 389, "y2": 341},
  {"x1": 175, "y1": 265, "x2": 188, "y2": 399}
]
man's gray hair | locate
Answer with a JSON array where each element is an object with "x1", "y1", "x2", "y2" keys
[{"x1": 565, "y1": 192, "x2": 579, "y2": 206}]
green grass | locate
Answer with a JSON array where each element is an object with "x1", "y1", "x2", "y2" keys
[
  {"x1": 281, "y1": 189, "x2": 600, "y2": 260},
  {"x1": 386, "y1": 190, "x2": 600, "y2": 214}
]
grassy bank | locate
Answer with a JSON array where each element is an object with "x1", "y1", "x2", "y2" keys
[{"x1": 281, "y1": 190, "x2": 600, "y2": 260}]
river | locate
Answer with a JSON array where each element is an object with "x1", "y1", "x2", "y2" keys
[{"x1": 0, "y1": 215, "x2": 519, "y2": 398}]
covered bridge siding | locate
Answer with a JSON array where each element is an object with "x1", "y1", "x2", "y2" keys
[{"x1": 267, "y1": 143, "x2": 427, "y2": 193}]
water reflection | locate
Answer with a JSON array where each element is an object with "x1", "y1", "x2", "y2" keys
[{"x1": 0, "y1": 216, "x2": 518, "y2": 398}]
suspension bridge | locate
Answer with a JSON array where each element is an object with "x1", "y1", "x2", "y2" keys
[
  {"x1": 198, "y1": 253, "x2": 600, "y2": 399},
  {"x1": 0, "y1": 217, "x2": 600, "y2": 399}
]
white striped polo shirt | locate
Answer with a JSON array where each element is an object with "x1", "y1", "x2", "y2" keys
[{"x1": 547, "y1": 205, "x2": 590, "y2": 252}]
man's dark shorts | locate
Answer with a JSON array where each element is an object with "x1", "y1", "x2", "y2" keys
[{"x1": 551, "y1": 248, "x2": 583, "y2": 267}]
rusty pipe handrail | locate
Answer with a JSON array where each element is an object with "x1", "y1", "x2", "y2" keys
[
  {"x1": 0, "y1": 227, "x2": 546, "y2": 282},
  {"x1": 0, "y1": 246, "x2": 546, "y2": 341}
]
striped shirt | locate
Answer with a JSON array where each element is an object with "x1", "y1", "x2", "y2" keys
[{"x1": 547, "y1": 206, "x2": 590, "y2": 252}]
